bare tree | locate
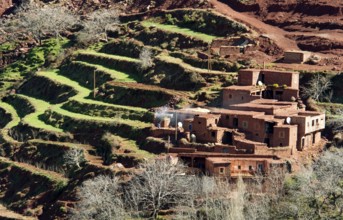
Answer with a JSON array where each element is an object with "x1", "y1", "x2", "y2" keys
[
  {"x1": 272, "y1": 149, "x2": 343, "y2": 219},
  {"x1": 78, "y1": 8, "x2": 120, "y2": 43},
  {"x1": 327, "y1": 109, "x2": 343, "y2": 134},
  {"x1": 125, "y1": 159, "x2": 197, "y2": 219},
  {"x1": 2, "y1": 3, "x2": 77, "y2": 45},
  {"x1": 63, "y1": 148, "x2": 85, "y2": 169},
  {"x1": 70, "y1": 175, "x2": 127, "y2": 220},
  {"x1": 139, "y1": 47, "x2": 154, "y2": 70},
  {"x1": 301, "y1": 73, "x2": 332, "y2": 102}
]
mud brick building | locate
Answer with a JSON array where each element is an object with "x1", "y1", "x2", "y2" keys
[
  {"x1": 284, "y1": 50, "x2": 312, "y2": 64},
  {"x1": 152, "y1": 69, "x2": 325, "y2": 178}
]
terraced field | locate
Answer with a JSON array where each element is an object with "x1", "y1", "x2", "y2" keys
[
  {"x1": 0, "y1": 9, "x2": 245, "y2": 218},
  {"x1": 142, "y1": 21, "x2": 217, "y2": 43}
]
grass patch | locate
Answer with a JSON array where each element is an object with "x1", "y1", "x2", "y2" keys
[
  {"x1": 0, "y1": 102, "x2": 20, "y2": 129},
  {"x1": 16, "y1": 94, "x2": 63, "y2": 132},
  {"x1": 77, "y1": 50, "x2": 140, "y2": 63},
  {"x1": 0, "y1": 38, "x2": 70, "y2": 90},
  {"x1": 73, "y1": 61, "x2": 139, "y2": 82},
  {"x1": 142, "y1": 21, "x2": 217, "y2": 43}
]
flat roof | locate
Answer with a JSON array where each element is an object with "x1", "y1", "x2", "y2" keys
[
  {"x1": 178, "y1": 152, "x2": 281, "y2": 159},
  {"x1": 223, "y1": 85, "x2": 262, "y2": 92},
  {"x1": 206, "y1": 157, "x2": 284, "y2": 164},
  {"x1": 210, "y1": 108, "x2": 265, "y2": 116},
  {"x1": 195, "y1": 114, "x2": 220, "y2": 119}
]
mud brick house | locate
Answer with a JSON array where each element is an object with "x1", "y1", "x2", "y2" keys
[
  {"x1": 151, "y1": 69, "x2": 325, "y2": 178},
  {"x1": 284, "y1": 50, "x2": 312, "y2": 64}
]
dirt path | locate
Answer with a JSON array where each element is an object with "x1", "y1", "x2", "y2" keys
[
  {"x1": 210, "y1": 0, "x2": 300, "y2": 50},
  {"x1": 211, "y1": 0, "x2": 343, "y2": 49}
]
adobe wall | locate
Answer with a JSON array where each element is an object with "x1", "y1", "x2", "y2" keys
[
  {"x1": 254, "y1": 145, "x2": 293, "y2": 158},
  {"x1": 271, "y1": 125, "x2": 298, "y2": 148},
  {"x1": 230, "y1": 159, "x2": 268, "y2": 174},
  {"x1": 238, "y1": 69, "x2": 261, "y2": 86},
  {"x1": 205, "y1": 159, "x2": 231, "y2": 177},
  {"x1": 262, "y1": 70, "x2": 299, "y2": 89},
  {"x1": 284, "y1": 51, "x2": 312, "y2": 64},
  {"x1": 282, "y1": 88, "x2": 299, "y2": 100},
  {"x1": 223, "y1": 90, "x2": 260, "y2": 108},
  {"x1": 151, "y1": 128, "x2": 176, "y2": 137}
]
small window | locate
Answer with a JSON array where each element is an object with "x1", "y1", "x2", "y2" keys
[
  {"x1": 226, "y1": 115, "x2": 229, "y2": 120},
  {"x1": 211, "y1": 131, "x2": 216, "y2": 137},
  {"x1": 219, "y1": 167, "x2": 225, "y2": 174},
  {"x1": 198, "y1": 121, "x2": 201, "y2": 124},
  {"x1": 312, "y1": 120, "x2": 314, "y2": 126},
  {"x1": 242, "y1": 121, "x2": 248, "y2": 129},
  {"x1": 215, "y1": 119, "x2": 218, "y2": 124},
  {"x1": 238, "y1": 165, "x2": 241, "y2": 170},
  {"x1": 256, "y1": 133, "x2": 259, "y2": 136},
  {"x1": 279, "y1": 131, "x2": 285, "y2": 138},
  {"x1": 316, "y1": 119, "x2": 319, "y2": 125},
  {"x1": 229, "y1": 94, "x2": 232, "y2": 99},
  {"x1": 249, "y1": 165, "x2": 253, "y2": 170},
  {"x1": 241, "y1": 96, "x2": 244, "y2": 100}
]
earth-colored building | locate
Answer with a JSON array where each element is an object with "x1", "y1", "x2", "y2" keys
[{"x1": 152, "y1": 69, "x2": 325, "y2": 178}]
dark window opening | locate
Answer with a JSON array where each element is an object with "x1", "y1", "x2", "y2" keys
[
  {"x1": 219, "y1": 168, "x2": 224, "y2": 174},
  {"x1": 280, "y1": 143, "x2": 283, "y2": 147},
  {"x1": 241, "y1": 96, "x2": 244, "y2": 100},
  {"x1": 249, "y1": 166, "x2": 253, "y2": 170},
  {"x1": 189, "y1": 124, "x2": 192, "y2": 131},
  {"x1": 238, "y1": 165, "x2": 241, "y2": 170},
  {"x1": 223, "y1": 132, "x2": 233, "y2": 145},
  {"x1": 233, "y1": 118, "x2": 238, "y2": 128},
  {"x1": 226, "y1": 115, "x2": 229, "y2": 120},
  {"x1": 264, "y1": 138, "x2": 270, "y2": 147},
  {"x1": 229, "y1": 94, "x2": 232, "y2": 99},
  {"x1": 211, "y1": 131, "x2": 216, "y2": 138},
  {"x1": 312, "y1": 120, "x2": 314, "y2": 126},
  {"x1": 265, "y1": 122, "x2": 275, "y2": 134},
  {"x1": 198, "y1": 121, "x2": 201, "y2": 124}
]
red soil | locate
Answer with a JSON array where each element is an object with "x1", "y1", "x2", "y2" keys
[{"x1": 211, "y1": 0, "x2": 343, "y2": 71}]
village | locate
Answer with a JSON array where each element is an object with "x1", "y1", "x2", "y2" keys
[{"x1": 152, "y1": 68, "x2": 326, "y2": 178}]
